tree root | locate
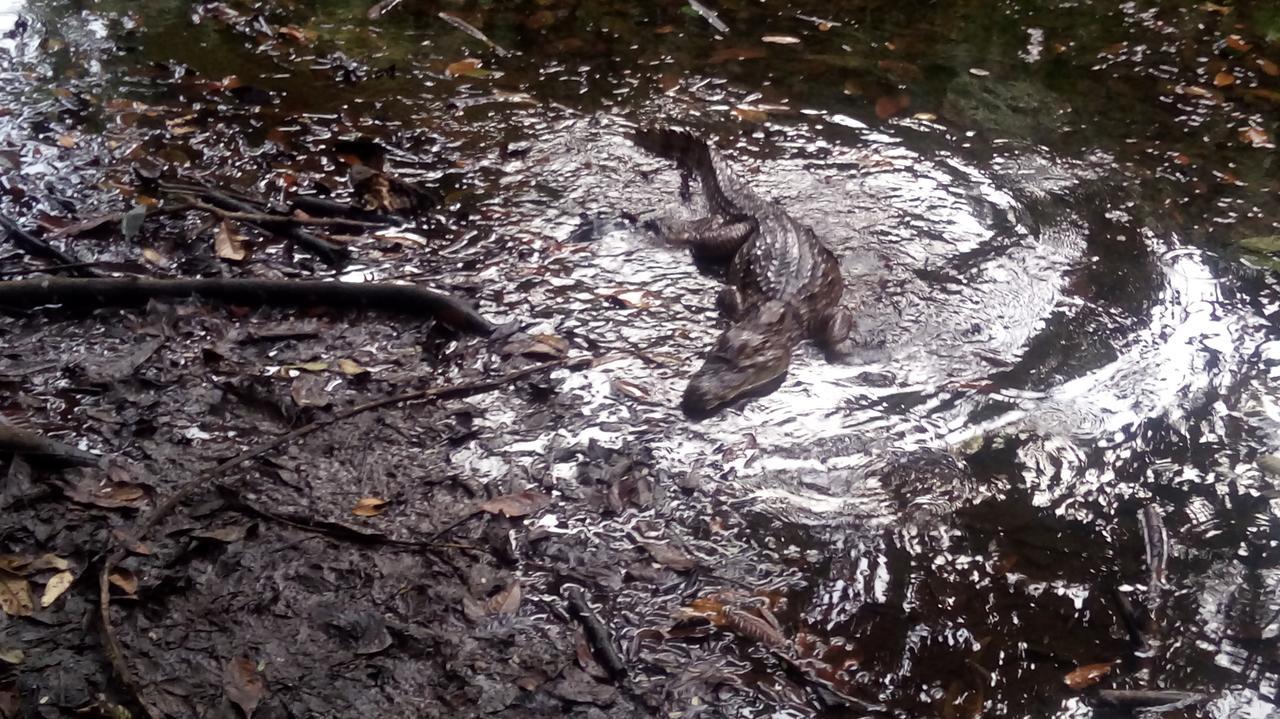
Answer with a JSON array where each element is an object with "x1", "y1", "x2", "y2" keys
[{"x1": 0, "y1": 276, "x2": 495, "y2": 335}]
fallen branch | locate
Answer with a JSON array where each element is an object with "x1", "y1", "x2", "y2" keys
[
  {"x1": 0, "y1": 212, "x2": 99, "y2": 277},
  {"x1": 289, "y1": 195, "x2": 399, "y2": 225},
  {"x1": 565, "y1": 585, "x2": 628, "y2": 680},
  {"x1": 162, "y1": 185, "x2": 348, "y2": 265},
  {"x1": 0, "y1": 277, "x2": 495, "y2": 335},
  {"x1": 97, "y1": 356, "x2": 591, "y2": 715},
  {"x1": 183, "y1": 200, "x2": 391, "y2": 229},
  {"x1": 0, "y1": 423, "x2": 100, "y2": 468}
]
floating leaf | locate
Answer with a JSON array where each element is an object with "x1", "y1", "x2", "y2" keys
[
  {"x1": 0, "y1": 647, "x2": 22, "y2": 665},
  {"x1": 1225, "y1": 35, "x2": 1252, "y2": 52},
  {"x1": 732, "y1": 106, "x2": 768, "y2": 123},
  {"x1": 336, "y1": 358, "x2": 368, "y2": 376},
  {"x1": 640, "y1": 542, "x2": 696, "y2": 571},
  {"x1": 0, "y1": 571, "x2": 34, "y2": 617},
  {"x1": 121, "y1": 205, "x2": 147, "y2": 241},
  {"x1": 62, "y1": 479, "x2": 150, "y2": 509},
  {"x1": 352, "y1": 497, "x2": 389, "y2": 517},
  {"x1": 276, "y1": 25, "x2": 316, "y2": 44},
  {"x1": 56, "y1": 134, "x2": 78, "y2": 148},
  {"x1": 1258, "y1": 58, "x2": 1280, "y2": 77},
  {"x1": 1064, "y1": 662, "x2": 1113, "y2": 690},
  {"x1": 761, "y1": 35, "x2": 801, "y2": 45},
  {"x1": 874, "y1": 93, "x2": 911, "y2": 119},
  {"x1": 480, "y1": 490, "x2": 553, "y2": 518},
  {"x1": 445, "y1": 57, "x2": 490, "y2": 78},
  {"x1": 108, "y1": 568, "x2": 138, "y2": 596},
  {"x1": 215, "y1": 220, "x2": 248, "y2": 262},
  {"x1": 224, "y1": 657, "x2": 267, "y2": 719},
  {"x1": 40, "y1": 571, "x2": 75, "y2": 608},
  {"x1": 1213, "y1": 71, "x2": 1235, "y2": 87},
  {"x1": 485, "y1": 581, "x2": 522, "y2": 615},
  {"x1": 141, "y1": 247, "x2": 167, "y2": 265},
  {"x1": 1239, "y1": 126, "x2": 1272, "y2": 147}
]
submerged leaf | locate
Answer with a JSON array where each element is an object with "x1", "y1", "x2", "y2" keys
[
  {"x1": 224, "y1": 657, "x2": 267, "y2": 719},
  {"x1": 480, "y1": 491, "x2": 553, "y2": 517},
  {"x1": 215, "y1": 220, "x2": 248, "y2": 261},
  {"x1": 1064, "y1": 662, "x2": 1114, "y2": 690},
  {"x1": 0, "y1": 571, "x2": 34, "y2": 617},
  {"x1": 352, "y1": 497, "x2": 389, "y2": 517}
]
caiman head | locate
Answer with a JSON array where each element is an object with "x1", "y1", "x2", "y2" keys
[{"x1": 681, "y1": 300, "x2": 803, "y2": 418}]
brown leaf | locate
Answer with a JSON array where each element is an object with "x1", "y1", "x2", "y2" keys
[
  {"x1": 62, "y1": 479, "x2": 150, "y2": 509},
  {"x1": 1213, "y1": 71, "x2": 1235, "y2": 87},
  {"x1": 480, "y1": 490, "x2": 553, "y2": 518},
  {"x1": 874, "y1": 93, "x2": 910, "y2": 119},
  {"x1": 290, "y1": 373, "x2": 330, "y2": 408},
  {"x1": 1201, "y1": 1, "x2": 1232, "y2": 13},
  {"x1": 40, "y1": 570, "x2": 75, "y2": 608},
  {"x1": 56, "y1": 134, "x2": 78, "y2": 148},
  {"x1": 214, "y1": 220, "x2": 248, "y2": 262},
  {"x1": 485, "y1": 581, "x2": 522, "y2": 615},
  {"x1": 108, "y1": 568, "x2": 138, "y2": 596},
  {"x1": 708, "y1": 46, "x2": 766, "y2": 64},
  {"x1": 878, "y1": 59, "x2": 922, "y2": 83},
  {"x1": 0, "y1": 571, "x2": 34, "y2": 617},
  {"x1": 1239, "y1": 126, "x2": 1272, "y2": 147},
  {"x1": 276, "y1": 25, "x2": 316, "y2": 44},
  {"x1": 224, "y1": 657, "x2": 267, "y2": 719},
  {"x1": 732, "y1": 106, "x2": 769, "y2": 123},
  {"x1": 352, "y1": 497, "x2": 389, "y2": 517},
  {"x1": 1225, "y1": 35, "x2": 1252, "y2": 53},
  {"x1": 192, "y1": 525, "x2": 250, "y2": 543},
  {"x1": 445, "y1": 57, "x2": 489, "y2": 78},
  {"x1": 640, "y1": 542, "x2": 695, "y2": 571},
  {"x1": 1064, "y1": 661, "x2": 1113, "y2": 690},
  {"x1": 502, "y1": 333, "x2": 569, "y2": 359},
  {"x1": 336, "y1": 358, "x2": 367, "y2": 376},
  {"x1": 1257, "y1": 58, "x2": 1280, "y2": 77}
]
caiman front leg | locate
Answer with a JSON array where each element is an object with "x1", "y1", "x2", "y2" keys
[
  {"x1": 817, "y1": 306, "x2": 853, "y2": 356},
  {"x1": 715, "y1": 286, "x2": 745, "y2": 320}
]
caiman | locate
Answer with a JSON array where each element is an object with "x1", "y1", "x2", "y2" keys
[{"x1": 633, "y1": 127, "x2": 851, "y2": 417}]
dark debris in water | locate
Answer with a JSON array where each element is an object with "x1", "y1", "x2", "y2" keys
[{"x1": 2, "y1": 0, "x2": 1280, "y2": 718}]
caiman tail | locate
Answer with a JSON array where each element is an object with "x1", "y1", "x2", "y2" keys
[{"x1": 632, "y1": 127, "x2": 755, "y2": 218}]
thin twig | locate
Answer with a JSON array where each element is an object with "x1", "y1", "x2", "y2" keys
[
  {"x1": 97, "y1": 356, "x2": 591, "y2": 715},
  {"x1": 182, "y1": 200, "x2": 391, "y2": 228}
]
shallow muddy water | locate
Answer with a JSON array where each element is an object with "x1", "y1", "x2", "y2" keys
[{"x1": 2, "y1": 0, "x2": 1279, "y2": 717}]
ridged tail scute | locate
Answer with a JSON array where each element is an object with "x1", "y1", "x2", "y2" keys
[{"x1": 632, "y1": 127, "x2": 714, "y2": 175}]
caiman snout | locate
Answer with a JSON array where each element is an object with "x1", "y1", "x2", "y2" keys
[{"x1": 680, "y1": 301, "x2": 800, "y2": 418}]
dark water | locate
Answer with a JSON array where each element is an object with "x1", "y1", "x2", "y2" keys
[{"x1": 2, "y1": 0, "x2": 1280, "y2": 716}]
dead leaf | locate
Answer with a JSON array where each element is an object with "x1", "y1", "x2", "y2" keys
[
  {"x1": 191, "y1": 525, "x2": 250, "y2": 543},
  {"x1": 640, "y1": 542, "x2": 695, "y2": 571},
  {"x1": 843, "y1": 80, "x2": 863, "y2": 96},
  {"x1": 1239, "y1": 126, "x2": 1272, "y2": 147},
  {"x1": 0, "y1": 553, "x2": 69, "y2": 574},
  {"x1": 0, "y1": 647, "x2": 22, "y2": 665},
  {"x1": 502, "y1": 333, "x2": 569, "y2": 359},
  {"x1": 1257, "y1": 58, "x2": 1279, "y2": 77},
  {"x1": 0, "y1": 571, "x2": 34, "y2": 617},
  {"x1": 352, "y1": 497, "x2": 389, "y2": 517},
  {"x1": 224, "y1": 657, "x2": 267, "y2": 719},
  {"x1": 56, "y1": 134, "x2": 78, "y2": 148},
  {"x1": 108, "y1": 568, "x2": 138, "y2": 596},
  {"x1": 1064, "y1": 661, "x2": 1113, "y2": 690},
  {"x1": 284, "y1": 360, "x2": 330, "y2": 372},
  {"x1": 485, "y1": 581, "x2": 522, "y2": 615},
  {"x1": 62, "y1": 479, "x2": 150, "y2": 509},
  {"x1": 878, "y1": 59, "x2": 922, "y2": 83},
  {"x1": 215, "y1": 220, "x2": 248, "y2": 261},
  {"x1": 141, "y1": 247, "x2": 167, "y2": 266},
  {"x1": 1201, "y1": 1, "x2": 1232, "y2": 13},
  {"x1": 732, "y1": 106, "x2": 768, "y2": 123},
  {"x1": 336, "y1": 358, "x2": 367, "y2": 376},
  {"x1": 480, "y1": 490, "x2": 553, "y2": 518},
  {"x1": 40, "y1": 571, "x2": 75, "y2": 608},
  {"x1": 874, "y1": 93, "x2": 910, "y2": 119},
  {"x1": 1213, "y1": 71, "x2": 1235, "y2": 87},
  {"x1": 445, "y1": 57, "x2": 489, "y2": 78},
  {"x1": 1225, "y1": 35, "x2": 1252, "y2": 53},
  {"x1": 291, "y1": 373, "x2": 330, "y2": 408},
  {"x1": 761, "y1": 35, "x2": 801, "y2": 45},
  {"x1": 276, "y1": 25, "x2": 316, "y2": 44},
  {"x1": 708, "y1": 47, "x2": 766, "y2": 64}
]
